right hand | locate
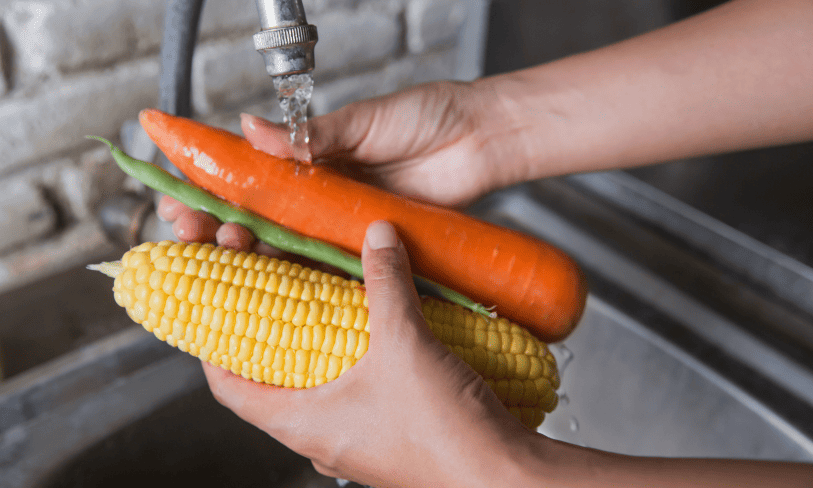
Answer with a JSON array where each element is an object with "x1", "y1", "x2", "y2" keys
[{"x1": 246, "y1": 80, "x2": 511, "y2": 208}]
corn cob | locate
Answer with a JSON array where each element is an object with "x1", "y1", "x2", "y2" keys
[{"x1": 93, "y1": 241, "x2": 560, "y2": 429}]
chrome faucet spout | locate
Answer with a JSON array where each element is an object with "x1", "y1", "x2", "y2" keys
[{"x1": 253, "y1": 0, "x2": 318, "y2": 77}]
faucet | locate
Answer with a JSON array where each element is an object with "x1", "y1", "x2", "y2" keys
[
  {"x1": 98, "y1": 0, "x2": 318, "y2": 247},
  {"x1": 253, "y1": 0, "x2": 318, "y2": 77}
]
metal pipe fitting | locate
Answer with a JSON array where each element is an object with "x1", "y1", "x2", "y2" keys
[
  {"x1": 98, "y1": 192, "x2": 154, "y2": 248},
  {"x1": 253, "y1": 0, "x2": 318, "y2": 77}
]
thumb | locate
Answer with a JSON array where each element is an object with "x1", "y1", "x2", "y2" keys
[
  {"x1": 308, "y1": 100, "x2": 378, "y2": 160},
  {"x1": 361, "y1": 221, "x2": 427, "y2": 337},
  {"x1": 240, "y1": 113, "x2": 296, "y2": 159},
  {"x1": 241, "y1": 108, "x2": 375, "y2": 162}
]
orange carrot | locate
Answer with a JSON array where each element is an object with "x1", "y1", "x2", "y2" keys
[{"x1": 139, "y1": 109, "x2": 587, "y2": 342}]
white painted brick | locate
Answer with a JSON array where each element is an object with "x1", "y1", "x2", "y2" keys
[
  {"x1": 9, "y1": 156, "x2": 73, "y2": 191},
  {"x1": 452, "y1": 0, "x2": 490, "y2": 80},
  {"x1": 0, "y1": 221, "x2": 116, "y2": 294},
  {"x1": 385, "y1": 48, "x2": 459, "y2": 89},
  {"x1": 310, "y1": 69, "x2": 390, "y2": 115},
  {"x1": 310, "y1": 48, "x2": 459, "y2": 115},
  {"x1": 57, "y1": 147, "x2": 127, "y2": 221},
  {"x1": 0, "y1": 177, "x2": 57, "y2": 253},
  {"x1": 313, "y1": 8, "x2": 402, "y2": 76},
  {"x1": 129, "y1": 0, "x2": 166, "y2": 54},
  {"x1": 3, "y1": 0, "x2": 144, "y2": 77},
  {"x1": 304, "y1": 0, "x2": 364, "y2": 14},
  {"x1": 192, "y1": 8, "x2": 402, "y2": 115},
  {"x1": 198, "y1": 0, "x2": 379, "y2": 36},
  {"x1": 2, "y1": 0, "x2": 258, "y2": 78},
  {"x1": 201, "y1": 98, "x2": 283, "y2": 134},
  {"x1": 191, "y1": 38, "x2": 272, "y2": 116},
  {"x1": 3, "y1": 0, "x2": 405, "y2": 82},
  {"x1": 406, "y1": 0, "x2": 467, "y2": 54},
  {"x1": 198, "y1": 0, "x2": 257, "y2": 38},
  {"x1": 146, "y1": 0, "x2": 362, "y2": 42},
  {"x1": 0, "y1": 57, "x2": 159, "y2": 172}
]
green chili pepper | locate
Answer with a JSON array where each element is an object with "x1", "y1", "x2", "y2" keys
[{"x1": 89, "y1": 136, "x2": 493, "y2": 317}]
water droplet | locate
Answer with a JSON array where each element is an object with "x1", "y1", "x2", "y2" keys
[
  {"x1": 551, "y1": 343, "x2": 574, "y2": 381},
  {"x1": 273, "y1": 73, "x2": 314, "y2": 164},
  {"x1": 558, "y1": 393, "x2": 570, "y2": 406},
  {"x1": 569, "y1": 417, "x2": 579, "y2": 432}
]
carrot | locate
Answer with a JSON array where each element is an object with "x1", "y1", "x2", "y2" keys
[
  {"x1": 90, "y1": 135, "x2": 493, "y2": 317},
  {"x1": 139, "y1": 108, "x2": 588, "y2": 342}
]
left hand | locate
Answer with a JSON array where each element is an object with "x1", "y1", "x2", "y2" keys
[{"x1": 199, "y1": 221, "x2": 533, "y2": 487}]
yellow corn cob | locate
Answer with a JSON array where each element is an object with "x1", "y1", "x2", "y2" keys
[{"x1": 93, "y1": 241, "x2": 560, "y2": 429}]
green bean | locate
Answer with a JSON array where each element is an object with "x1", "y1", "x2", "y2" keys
[{"x1": 89, "y1": 136, "x2": 494, "y2": 317}]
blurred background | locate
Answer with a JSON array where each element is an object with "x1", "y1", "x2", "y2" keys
[
  {"x1": 1, "y1": 1, "x2": 812, "y2": 486},
  {"x1": 0, "y1": 0, "x2": 490, "y2": 377}
]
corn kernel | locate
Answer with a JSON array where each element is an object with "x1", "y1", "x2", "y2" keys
[
  {"x1": 332, "y1": 328, "x2": 347, "y2": 357},
  {"x1": 281, "y1": 298, "x2": 297, "y2": 322},
  {"x1": 104, "y1": 242, "x2": 559, "y2": 430},
  {"x1": 292, "y1": 301, "x2": 308, "y2": 327},
  {"x1": 290, "y1": 326, "x2": 302, "y2": 350},
  {"x1": 267, "y1": 320, "x2": 283, "y2": 346},
  {"x1": 245, "y1": 315, "x2": 260, "y2": 339},
  {"x1": 256, "y1": 317, "x2": 271, "y2": 343},
  {"x1": 246, "y1": 289, "x2": 262, "y2": 314},
  {"x1": 234, "y1": 312, "x2": 249, "y2": 336},
  {"x1": 326, "y1": 355, "x2": 341, "y2": 380}
]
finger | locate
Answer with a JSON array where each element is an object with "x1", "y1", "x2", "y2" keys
[
  {"x1": 215, "y1": 223, "x2": 256, "y2": 251},
  {"x1": 311, "y1": 461, "x2": 342, "y2": 480},
  {"x1": 172, "y1": 210, "x2": 221, "y2": 242},
  {"x1": 240, "y1": 113, "x2": 295, "y2": 159},
  {"x1": 361, "y1": 221, "x2": 426, "y2": 337},
  {"x1": 201, "y1": 361, "x2": 289, "y2": 424},
  {"x1": 308, "y1": 100, "x2": 377, "y2": 160},
  {"x1": 252, "y1": 240, "x2": 289, "y2": 259},
  {"x1": 309, "y1": 85, "x2": 450, "y2": 164},
  {"x1": 156, "y1": 195, "x2": 189, "y2": 222}
]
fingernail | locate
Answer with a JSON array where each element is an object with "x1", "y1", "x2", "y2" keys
[
  {"x1": 366, "y1": 221, "x2": 398, "y2": 250},
  {"x1": 240, "y1": 113, "x2": 257, "y2": 132}
]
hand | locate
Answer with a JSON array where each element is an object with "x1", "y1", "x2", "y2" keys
[
  {"x1": 157, "y1": 194, "x2": 279, "y2": 255},
  {"x1": 158, "y1": 80, "x2": 520, "y2": 250},
  {"x1": 200, "y1": 221, "x2": 535, "y2": 487},
  {"x1": 243, "y1": 80, "x2": 516, "y2": 208}
]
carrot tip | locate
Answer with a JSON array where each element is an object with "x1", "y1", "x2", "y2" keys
[{"x1": 138, "y1": 108, "x2": 162, "y2": 125}]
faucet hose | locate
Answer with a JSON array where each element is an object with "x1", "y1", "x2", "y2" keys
[{"x1": 158, "y1": 0, "x2": 205, "y2": 177}]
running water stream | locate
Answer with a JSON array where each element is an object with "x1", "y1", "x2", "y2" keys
[{"x1": 272, "y1": 73, "x2": 314, "y2": 164}]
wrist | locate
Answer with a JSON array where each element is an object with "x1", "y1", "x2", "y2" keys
[
  {"x1": 463, "y1": 422, "x2": 618, "y2": 488},
  {"x1": 470, "y1": 68, "x2": 589, "y2": 186},
  {"x1": 435, "y1": 418, "x2": 573, "y2": 488},
  {"x1": 468, "y1": 75, "x2": 537, "y2": 189}
]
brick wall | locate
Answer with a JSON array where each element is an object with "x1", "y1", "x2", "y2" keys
[{"x1": 0, "y1": 0, "x2": 490, "y2": 293}]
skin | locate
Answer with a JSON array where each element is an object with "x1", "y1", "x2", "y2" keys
[{"x1": 159, "y1": 0, "x2": 813, "y2": 485}]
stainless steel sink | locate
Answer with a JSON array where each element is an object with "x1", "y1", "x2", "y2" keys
[
  {"x1": 0, "y1": 329, "x2": 336, "y2": 488},
  {"x1": 542, "y1": 297, "x2": 813, "y2": 460},
  {"x1": 2, "y1": 177, "x2": 812, "y2": 487},
  {"x1": 474, "y1": 175, "x2": 813, "y2": 460}
]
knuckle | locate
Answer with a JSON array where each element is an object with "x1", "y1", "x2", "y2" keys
[
  {"x1": 301, "y1": 440, "x2": 348, "y2": 475},
  {"x1": 207, "y1": 382, "x2": 228, "y2": 406},
  {"x1": 365, "y1": 249, "x2": 407, "y2": 281}
]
